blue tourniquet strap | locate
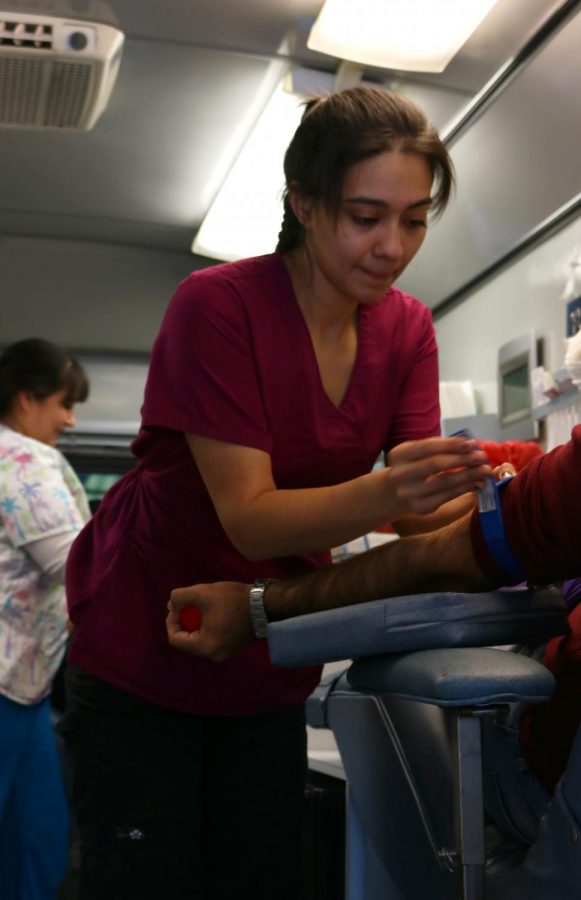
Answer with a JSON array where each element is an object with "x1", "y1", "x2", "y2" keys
[
  {"x1": 478, "y1": 475, "x2": 525, "y2": 580},
  {"x1": 450, "y1": 429, "x2": 526, "y2": 581}
]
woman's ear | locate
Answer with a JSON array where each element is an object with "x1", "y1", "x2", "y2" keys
[
  {"x1": 288, "y1": 187, "x2": 312, "y2": 229},
  {"x1": 14, "y1": 390, "x2": 36, "y2": 414}
]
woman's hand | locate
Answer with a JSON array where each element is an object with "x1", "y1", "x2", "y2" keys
[
  {"x1": 166, "y1": 582, "x2": 254, "y2": 662},
  {"x1": 386, "y1": 436, "x2": 491, "y2": 518}
]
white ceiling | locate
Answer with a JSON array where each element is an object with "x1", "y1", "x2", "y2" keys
[{"x1": 0, "y1": 0, "x2": 568, "y2": 352}]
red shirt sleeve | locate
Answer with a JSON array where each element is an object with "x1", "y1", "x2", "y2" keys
[{"x1": 470, "y1": 426, "x2": 581, "y2": 584}]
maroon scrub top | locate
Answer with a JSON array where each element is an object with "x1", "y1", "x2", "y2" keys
[{"x1": 67, "y1": 254, "x2": 441, "y2": 715}]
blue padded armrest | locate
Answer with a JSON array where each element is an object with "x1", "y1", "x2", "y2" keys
[
  {"x1": 345, "y1": 647, "x2": 556, "y2": 707},
  {"x1": 267, "y1": 587, "x2": 567, "y2": 667}
]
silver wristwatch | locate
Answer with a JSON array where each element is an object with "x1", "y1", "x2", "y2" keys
[{"x1": 249, "y1": 579, "x2": 272, "y2": 638}]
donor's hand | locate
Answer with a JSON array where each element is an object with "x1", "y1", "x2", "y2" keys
[{"x1": 166, "y1": 581, "x2": 254, "y2": 662}]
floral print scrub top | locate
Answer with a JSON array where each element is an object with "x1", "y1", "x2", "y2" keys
[{"x1": 0, "y1": 425, "x2": 89, "y2": 704}]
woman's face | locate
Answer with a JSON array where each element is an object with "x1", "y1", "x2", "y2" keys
[
  {"x1": 25, "y1": 389, "x2": 76, "y2": 446},
  {"x1": 299, "y1": 150, "x2": 433, "y2": 307}
]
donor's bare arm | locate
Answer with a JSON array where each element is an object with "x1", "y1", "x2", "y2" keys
[{"x1": 166, "y1": 510, "x2": 495, "y2": 662}]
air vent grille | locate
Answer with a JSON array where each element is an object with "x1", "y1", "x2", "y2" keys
[
  {"x1": 0, "y1": 57, "x2": 91, "y2": 127},
  {"x1": 46, "y1": 62, "x2": 91, "y2": 127},
  {"x1": 0, "y1": 19, "x2": 53, "y2": 49},
  {"x1": 0, "y1": 13, "x2": 124, "y2": 130}
]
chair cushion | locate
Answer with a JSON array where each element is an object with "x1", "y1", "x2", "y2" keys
[{"x1": 345, "y1": 647, "x2": 556, "y2": 706}]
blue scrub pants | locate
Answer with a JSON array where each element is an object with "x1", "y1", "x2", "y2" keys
[{"x1": 0, "y1": 694, "x2": 70, "y2": 900}]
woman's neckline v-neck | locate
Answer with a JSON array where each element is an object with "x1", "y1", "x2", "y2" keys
[{"x1": 277, "y1": 254, "x2": 367, "y2": 415}]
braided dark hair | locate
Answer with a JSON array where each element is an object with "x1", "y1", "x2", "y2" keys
[
  {"x1": 0, "y1": 338, "x2": 89, "y2": 417},
  {"x1": 275, "y1": 86, "x2": 454, "y2": 254},
  {"x1": 277, "y1": 195, "x2": 305, "y2": 255}
]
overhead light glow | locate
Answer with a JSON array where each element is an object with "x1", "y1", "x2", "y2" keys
[
  {"x1": 192, "y1": 82, "x2": 304, "y2": 262},
  {"x1": 307, "y1": 0, "x2": 499, "y2": 73}
]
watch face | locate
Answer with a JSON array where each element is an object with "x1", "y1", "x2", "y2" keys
[{"x1": 251, "y1": 580, "x2": 270, "y2": 599}]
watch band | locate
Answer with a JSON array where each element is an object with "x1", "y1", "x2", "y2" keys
[{"x1": 249, "y1": 579, "x2": 272, "y2": 638}]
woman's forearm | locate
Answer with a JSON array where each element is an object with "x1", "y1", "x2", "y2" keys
[
  {"x1": 226, "y1": 468, "x2": 402, "y2": 560},
  {"x1": 189, "y1": 433, "x2": 490, "y2": 561}
]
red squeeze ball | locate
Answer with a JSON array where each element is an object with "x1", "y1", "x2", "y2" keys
[{"x1": 179, "y1": 605, "x2": 202, "y2": 632}]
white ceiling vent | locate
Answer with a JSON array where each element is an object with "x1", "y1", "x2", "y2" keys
[{"x1": 0, "y1": 12, "x2": 124, "y2": 130}]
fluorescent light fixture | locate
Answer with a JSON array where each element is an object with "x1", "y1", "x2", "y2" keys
[
  {"x1": 192, "y1": 82, "x2": 304, "y2": 261},
  {"x1": 307, "y1": 0, "x2": 499, "y2": 73}
]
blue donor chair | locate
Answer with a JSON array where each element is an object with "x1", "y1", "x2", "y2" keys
[{"x1": 267, "y1": 587, "x2": 579, "y2": 900}]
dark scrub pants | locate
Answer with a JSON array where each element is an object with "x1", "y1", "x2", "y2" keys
[{"x1": 61, "y1": 668, "x2": 308, "y2": 900}]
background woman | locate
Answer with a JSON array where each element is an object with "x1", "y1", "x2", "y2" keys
[
  {"x1": 0, "y1": 337, "x2": 89, "y2": 900},
  {"x1": 64, "y1": 87, "x2": 490, "y2": 900}
]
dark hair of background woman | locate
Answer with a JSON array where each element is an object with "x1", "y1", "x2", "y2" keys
[{"x1": 0, "y1": 338, "x2": 89, "y2": 417}]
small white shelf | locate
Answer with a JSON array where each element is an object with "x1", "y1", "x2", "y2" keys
[{"x1": 532, "y1": 386, "x2": 581, "y2": 420}]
